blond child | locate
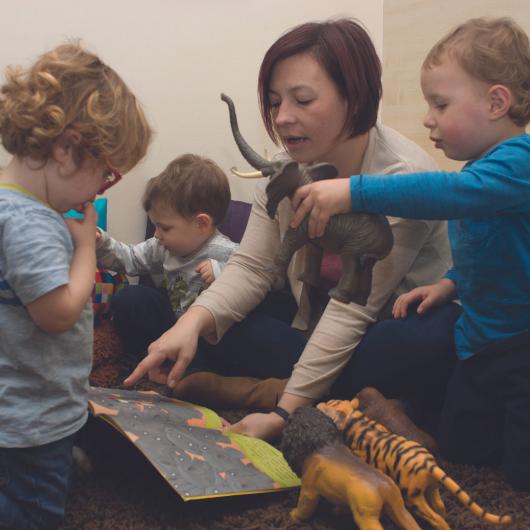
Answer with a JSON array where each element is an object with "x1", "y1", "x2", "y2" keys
[
  {"x1": 96, "y1": 154, "x2": 239, "y2": 365},
  {"x1": 0, "y1": 42, "x2": 151, "y2": 528},
  {"x1": 291, "y1": 17, "x2": 530, "y2": 490}
]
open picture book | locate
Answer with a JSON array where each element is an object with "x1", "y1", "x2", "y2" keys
[{"x1": 88, "y1": 386, "x2": 300, "y2": 501}]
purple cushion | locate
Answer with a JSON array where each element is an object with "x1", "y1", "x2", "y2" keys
[{"x1": 144, "y1": 199, "x2": 251, "y2": 243}]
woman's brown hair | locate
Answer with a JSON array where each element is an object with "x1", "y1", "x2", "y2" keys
[{"x1": 258, "y1": 18, "x2": 382, "y2": 144}]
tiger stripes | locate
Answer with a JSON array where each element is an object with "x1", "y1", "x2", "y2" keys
[{"x1": 317, "y1": 399, "x2": 513, "y2": 530}]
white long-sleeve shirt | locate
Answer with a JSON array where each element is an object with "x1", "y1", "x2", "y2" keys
[{"x1": 195, "y1": 124, "x2": 452, "y2": 399}]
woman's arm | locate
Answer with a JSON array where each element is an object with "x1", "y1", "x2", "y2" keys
[{"x1": 192, "y1": 180, "x2": 282, "y2": 343}]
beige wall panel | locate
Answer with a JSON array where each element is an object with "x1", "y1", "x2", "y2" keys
[{"x1": 382, "y1": 0, "x2": 529, "y2": 171}]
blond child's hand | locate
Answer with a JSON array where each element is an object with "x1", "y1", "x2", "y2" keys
[
  {"x1": 290, "y1": 178, "x2": 352, "y2": 239},
  {"x1": 64, "y1": 202, "x2": 98, "y2": 249},
  {"x1": 392, "y1": 278, "x2": 456, "y2": 319},
  {"x1": 195, "y1": 259, "x2": 214, "y2": 284}
]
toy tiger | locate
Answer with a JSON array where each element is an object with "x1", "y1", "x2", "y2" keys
[{"x1": 317, "y1": 398, "x2": 513, "y2": 530}]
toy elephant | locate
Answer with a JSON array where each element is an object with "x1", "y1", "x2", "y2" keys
[
  {"x1": 221, "y1": 93, "x2": 393, "y2": 305},
  {"x1": 280, "y1": 406, "x2": 422, "y2": 530}
]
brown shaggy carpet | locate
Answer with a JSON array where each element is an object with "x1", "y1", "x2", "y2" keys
[{"x1": 60, "y1": 320, "x2": 530, "y2": 530}]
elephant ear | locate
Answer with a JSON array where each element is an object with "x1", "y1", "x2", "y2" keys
[
  {"x1": 265, "y1": 161, "x2": 301, "y2": 219},
  {"x1": 307, "y1": 162, "x2": 338, "y2": 181}
]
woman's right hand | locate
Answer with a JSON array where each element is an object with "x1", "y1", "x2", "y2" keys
[
  {"x1": 123, "y1": 306, "x2": 214, "y2": 387},
  {"x1": 392, "y1": 278, "x2": 456, "y2": 319}
]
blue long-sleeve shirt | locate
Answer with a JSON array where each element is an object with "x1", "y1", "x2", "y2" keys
[{"x1": 350, "y1": 134, "x2": 530, "y2": 359}]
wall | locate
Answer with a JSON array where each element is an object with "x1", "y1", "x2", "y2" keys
[
  {"x1": 382, "y1": 0, "x2": 530, "y2": 171},
  {"x1": 0, "y1": 0, "x2": 382, "y2": 243}
]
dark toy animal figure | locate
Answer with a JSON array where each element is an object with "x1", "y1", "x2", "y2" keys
[
  {"x1": 221, "y1": 93, "x2": 393, "y2": 305},
  {"x1": 280, "y1": 406, "x2": 422, "y2": 530},
  {"x1": 318, "y1": 399, "x2": 513, "y2": 530}
]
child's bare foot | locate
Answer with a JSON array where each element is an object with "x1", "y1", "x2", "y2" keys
[{"x1": 356, "y1": 387, "x2": 438, "y2": 454}]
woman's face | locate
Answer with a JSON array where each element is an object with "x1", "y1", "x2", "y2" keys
[{"x1": 268, "y1": 52, "x2": 350, "y2": 165}]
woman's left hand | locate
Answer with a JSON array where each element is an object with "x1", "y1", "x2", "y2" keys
[
  {"x1": 290, "y1": 178, "x2": 352, "y2": 238},
  {"x1": 225, "y1": 412, "x2": 286, "y2": 442}
]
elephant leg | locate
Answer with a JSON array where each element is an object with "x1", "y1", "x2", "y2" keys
[
  {"x1": 274, "y1": 227, "x2": 307, "y2": 276},
  {"x1": 352, "y1": 256, "x2": 377, "y2": 306},
  {"x1": 298, "y1": 243, "x2": 323, "y2": 288},
  {"x1": 329, "y1": 254, "x2": 359, "y2": 304}
]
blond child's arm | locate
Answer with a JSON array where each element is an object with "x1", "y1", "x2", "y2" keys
[
  {"x1": 392, "y1": 278, "x2": 457, "y2": 319},
  {"x1": 27, "y1": 204, "x2": 97, "y2": 334}
]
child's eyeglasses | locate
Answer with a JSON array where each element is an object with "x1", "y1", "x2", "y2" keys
[{"x1": 98, "y1": 167, "x2": 122, "y2": 194}]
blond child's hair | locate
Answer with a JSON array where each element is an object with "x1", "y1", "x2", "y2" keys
[
  {"x1": 423, "y1": 17, "x2": 530, "y2": 127},
  {"x1": 0, "y1": 41, "x2": 152, "y2": 173},
  {"x1": 142, "y1": 154, "x2": 231, "y2": 225}
]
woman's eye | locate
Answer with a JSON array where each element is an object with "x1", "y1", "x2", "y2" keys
[
  {"x1": 270, "y1": 101, "x2": 280, "y2": 109},
  {"x1": 435, "y1": 103, "x2": 447, "y2": 110},
  {"x1": 297, "y1": 99, "x2": 313, "y2": 106}
]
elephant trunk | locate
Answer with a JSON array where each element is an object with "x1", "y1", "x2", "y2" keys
[{"x1": 221, "y1": 93, "x2": 274, "y2": 176}]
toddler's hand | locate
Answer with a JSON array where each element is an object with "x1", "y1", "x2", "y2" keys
[
  {"x1": 290, "y1": 178, "x2": 352, "y2": 239},
  {"x1": 196, "y1": 260, "x2": 214, "y2": 284},
  {"x1": 64, "y1": 202, "x2": 97, "y2": 249}
]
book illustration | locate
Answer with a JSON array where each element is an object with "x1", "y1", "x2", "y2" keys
[{"x1": 88, "y1": 386, "x2": 300, "y2": 501}]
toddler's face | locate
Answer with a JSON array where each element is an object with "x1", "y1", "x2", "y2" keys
[
  {"x1": 421, "y1": 56, "x2": 495, "y2": 161},
  {"x1": 148, "y1": 204, "x2": 209, "y2": 257}
]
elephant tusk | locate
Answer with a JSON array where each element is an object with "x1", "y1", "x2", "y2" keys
[{"x1": 230, "y1": 167, "x2": 265, "y2": 178}]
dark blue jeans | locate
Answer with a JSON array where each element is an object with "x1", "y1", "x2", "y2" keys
[
  {"x1": 332, "y1": 302, "x2": 462, "y2": 415},
  {"x1": 437, "y1": 332, "x2": 530, "y2": 491},
  {"x1": 111, "y1": 285, "x2": 307, "y2": 379},
  {"x1": 0, "y1": 434, "x2": 75, "y2": 530}
]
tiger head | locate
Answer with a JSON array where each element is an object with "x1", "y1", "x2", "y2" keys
[{"x1": 316, "y1": 398, "x2": 359, "y2": 431}]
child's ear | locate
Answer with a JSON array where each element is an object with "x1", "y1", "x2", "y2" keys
[
  {"x1": 488, "y1": 84, "x2": 512, "y2": 120},
  {"x1": 195, "y1": 213, "x2": 214, "y2": 232},
  {"x1": 51, "y1": 129, "x2": 82, "y2": 165}
]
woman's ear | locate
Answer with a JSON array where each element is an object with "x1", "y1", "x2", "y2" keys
[
  {"x1": 488, "y1": 84, "x2": 512, "y2": 120},
  {"x1": 195, "y1": 213, "x2": 214, "y2": 232}
]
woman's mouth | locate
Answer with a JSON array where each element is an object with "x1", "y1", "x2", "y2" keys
[{"x1": 284, "y1": 135, "x2": 308, "y2": 147}]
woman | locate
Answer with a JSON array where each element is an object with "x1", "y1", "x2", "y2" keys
[{"x1": 125, "y1": 18, "x2": 457, "y2": 441}]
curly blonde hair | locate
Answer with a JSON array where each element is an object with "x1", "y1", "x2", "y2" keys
[
  {"x1": 0, "y1": 42, "x2": 152, "y2": 173},
  {"x1": 423, "y1": 17, "x2": 530, "y2": 127}
]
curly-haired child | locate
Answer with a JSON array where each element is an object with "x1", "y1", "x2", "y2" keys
[{"x1": 0, "y1": 42, "x2": 151, "y2": 528}]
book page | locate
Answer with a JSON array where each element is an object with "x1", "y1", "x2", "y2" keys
[{"x1": 88, "y1": 386, "x2": 300, "y2": 500}]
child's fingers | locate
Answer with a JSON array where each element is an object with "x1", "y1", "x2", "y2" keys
[{"x1": 290, "y1": 186, "x2": 313, "y2": 229}]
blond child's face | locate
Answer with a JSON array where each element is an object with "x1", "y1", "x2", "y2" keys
[
  {"x1": 421, "y1": 56, "x2": 496, "y2": 161},
  {"x1": 148, "y1": 203, "x2": 213, "y2": 257}
]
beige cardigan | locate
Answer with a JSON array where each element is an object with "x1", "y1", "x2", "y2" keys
[{"x1": 194, "y1": 124, "x2": 452, "y2": 399}]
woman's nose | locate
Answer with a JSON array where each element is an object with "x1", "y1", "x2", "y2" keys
[{"x1": 274, "y1": 102, "x2": 296, "y2": 126}]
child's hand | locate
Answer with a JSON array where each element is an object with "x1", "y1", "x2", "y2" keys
[
  {"x1": 392, "y1": 279, "x2": 456, "y2": 318},
  {"x1": 195, "y1": 260, "x2": 214, "y2": 284},
  {"x1": 64, "y1": 202, "x2": 97, "y2": 249},
  {"x1": 290, "y1": 178, "x2": 352, "y2": 239}
]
